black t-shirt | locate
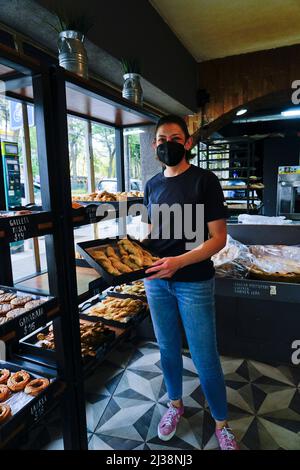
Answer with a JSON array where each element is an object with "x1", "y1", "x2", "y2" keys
[{"x1": 142, "y1": 164, "x2": 228, "y2": 281}]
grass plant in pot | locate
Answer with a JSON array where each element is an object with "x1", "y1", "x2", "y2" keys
[{"x1": 49, "y1": 4, "x2": 93, "y2": 79}]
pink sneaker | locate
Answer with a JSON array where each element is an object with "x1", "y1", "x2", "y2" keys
[
  {"x1": 158, "y1": 402, "x2": 184, "y2": 441},
  {"x1": 215, "y1": 426, "x2": 240, "y2": 450}
]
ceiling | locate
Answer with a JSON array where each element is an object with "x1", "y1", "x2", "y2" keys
[{"x1": 150, "y1": 0, "x2": 300, "y2": 62}]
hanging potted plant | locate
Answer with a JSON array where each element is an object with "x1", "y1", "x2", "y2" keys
[
  {"x1": 48, "y1": 5, "x2": 93, "y2": 79},
  {"x1": 121, "y1": 58, "x2": 143, "y2": 106}
]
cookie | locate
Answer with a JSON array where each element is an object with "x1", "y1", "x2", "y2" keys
[
  {"x1": 0, "y1": 304, "x2": 13, "y2": 316},
  {"x1": 6, "y1": 308, "x2": 26, "y2": 319},
  {"x1": 0, "y1": 293, "x2": 17, "y2": 303},
  {"x1": 24, "y1": 299, "x2": 45, "y2": 311},
  {"x1": 11, "y1": 296, "x2": 33, "y2": 307}
]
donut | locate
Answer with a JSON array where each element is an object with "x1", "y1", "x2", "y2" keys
[
  {"x1": 0, "y1": 369, "x2": 10, "y2": 384},
  {"x1": 0, "y1": 385, "x2": 11, "y2": 402},
  {"x1": 7, "y1": 370, "x2": 31, "y2": 392},
  {"x1": 11, "y1": 296, "x2": 33, "y2": 307},
  {"x1": 0, "y1": 404, "x2": 11, "y2": 423},
  {"x1": 0, "y1": 317, "x2": 8, "y2": 325},
  {"x1": 24, "y1": 378, "x2": 49, "y2": 396}
]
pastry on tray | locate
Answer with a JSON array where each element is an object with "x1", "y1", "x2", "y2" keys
[
  {"x1": 89, "y1": 296, "x2": 144, "y2": 323},
  {"x1": 89, "y1": 238, "x2": 159, "y2": 276},
  {"x1": 36, "y1": 321, "x2": 113, "y2": 357},
  {"x1": 112, "y1": 280, "x2": 146, "y2": 296}
]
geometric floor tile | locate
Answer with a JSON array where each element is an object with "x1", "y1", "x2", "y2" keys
[{"x1": 24, "y1": 338, "x2": 300, "y2": 450}]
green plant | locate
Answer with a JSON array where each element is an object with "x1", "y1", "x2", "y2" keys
[
  {"x1": 121, "y1": 58, "x2": 141, "y2": 75},
  {"x1": 47, "y1": 3, "x2": 93, "y2": 35}
]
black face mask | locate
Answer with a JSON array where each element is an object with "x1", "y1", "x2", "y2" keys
[{"x1": 156, "y1": 141, "x2": 185, "y2": 167}]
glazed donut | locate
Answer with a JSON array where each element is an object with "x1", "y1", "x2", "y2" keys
[
  {"x1": 0, "y1": 369, "x2": 10, "y2": 384},
  {"x1": 0, "y1": 385, "x2": 11, "y2": 402},
  {"x1": 24, "y1": 378, "x2": 49, "y2": 396},
  {"x1": 0, "y1": 404, "x2": 11, "y2": 423},
  {"x1": 7, "y1": 370, "x2": 31, "y2": 392}
]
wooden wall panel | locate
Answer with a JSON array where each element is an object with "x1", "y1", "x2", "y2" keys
[{"x1": 187, "y1": 43, "x2": 300, "y2": 137}]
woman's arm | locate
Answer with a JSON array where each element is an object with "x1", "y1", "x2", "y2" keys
[{"x1": 145, "y1": 219, "x2": 226, "y2": 280}]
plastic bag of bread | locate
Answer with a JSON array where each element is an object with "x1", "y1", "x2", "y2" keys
[
  {"x1": 212, "y1": 235, "x2": 254, "y2": 279},
  {"x1": 248, "y1": 244, "x2": 300, "y2": 282}
]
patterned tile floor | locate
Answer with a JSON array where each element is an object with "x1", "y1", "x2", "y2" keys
[{"x1": 25, "y1": 339, "x2": 300, "y2": 450}]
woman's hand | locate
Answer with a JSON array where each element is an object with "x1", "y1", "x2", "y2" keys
[{"x1": 145, "y1": 256, "x2": 183, "y2": 280}]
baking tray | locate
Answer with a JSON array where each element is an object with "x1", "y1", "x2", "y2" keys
[
  {"x1": 76, "y1": 235, "x2": 159, "y2": 285},
  {"x1": 79, "y1": 293, "x2": 148, "y2": 329},
  {"x1": 0, "y1": 359, "x2": 62, "y2": 448},
  {"x1": 19, "y1": 320, "x2": 116, "y2": 364},
  {"x1": 103, "y1": 283, "x2": 147, "y2": 302},
  {"x1": 0, "y1": 285, "x2": 58, "y2": 342}
]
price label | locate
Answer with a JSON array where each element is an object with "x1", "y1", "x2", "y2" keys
[
  {"x1": 6, "y1": 216, "x2": 33, "y2": 242},
  {"x1": 16, "y1": 307, "x2": 46, "y2": 338},
  {"x1": 30, "y1": 395, "x2": 47, "y2": 421}
]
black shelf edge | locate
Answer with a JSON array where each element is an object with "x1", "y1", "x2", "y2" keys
[
  {"x1": 0, "y1": 212, "x2": 53, "y2": 243},
  {"x1": 0, "y1": 286, "x2": 59, "y2": 343},
  {"x1": 215, "y1": 277, "x2": 300, "y2": 303}
]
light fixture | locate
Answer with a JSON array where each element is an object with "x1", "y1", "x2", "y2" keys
[
  {"x1": 281, "y1": 108, "x2": 300, "y2": 117},
  {"x1": 236, "y1": 108, "x2": 248, "y2": 116},
  {"x1": 123, "y1": 129, "x2": 145, "y2": 136}
]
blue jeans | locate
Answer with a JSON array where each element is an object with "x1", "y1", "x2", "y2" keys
[{"x1": 143, "y1": 277, "x2": 228, "y2": 421}]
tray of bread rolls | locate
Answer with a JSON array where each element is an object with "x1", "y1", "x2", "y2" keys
[
  {"x1": 19, "y1": 320, "x2": 116, "y2": 363},
  {"x1": 0, "y1": 286, "x2": 58, "y2": 342},
  {"x1": 0, "y1": 360, "x2": 61, "y2": 447},
  {"x1": 80, "y1": 291, "x2": 148, "y2": 329},
  {"x1": 76, "y1": 235, "x2": 160, "y2": 285}
]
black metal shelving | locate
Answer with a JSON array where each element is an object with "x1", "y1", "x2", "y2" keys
[
  {"x1": 0, "y1": 46, "x2": 159, "y2": 449},
  {"x1": 199, "y1": 137, "x2": 264, "y2": 214}
]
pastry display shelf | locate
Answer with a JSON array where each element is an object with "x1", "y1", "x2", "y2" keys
[
  {"x1": 215, "y1": 277, "x2": 300, "y2": 303},
  {"x1": 16, "y1": 307, "x2": 149, "y2": 378},
  {"x1": 0, "y1": 359, "x2": 64, "y2": 449},
  {"x1": 0, "y1": 285, "x2": 59, "y2": 343},
  {"x1": 72, "y1": 197, "x2": 143, "y2": 227},
  {"x1": 0, "y1": 211, "x2": 53, "y2": 243}
]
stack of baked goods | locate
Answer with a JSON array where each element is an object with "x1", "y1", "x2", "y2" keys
[
  {"x1": 0, "y1": 367, "x2": 50, "y2": 424},
  {"x1": 88, "y1": 296, "x2": 145, "y2": 324},
  {"x1": 89, "y1": 238, "x2": 159, "y2": 276},
  {"x1": 36, "y1": 321, "x2": 114, "y2": 357},
  {"x1": 0, "y1": 291, "x2": 46, "y2": 326},
  {"x1": 72, "y1": 190, "x2": 144, "y2": 203},
  {"x1": 248, "y1": 244, "x2": 300, "y2": 283},
  {"x1": 111, "y1": 280, "x2": 146, "y2": 297}
]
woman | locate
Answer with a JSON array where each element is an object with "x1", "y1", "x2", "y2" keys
[{"x1": 142, "y1": 115, "x2": 239, "y2": 450}]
